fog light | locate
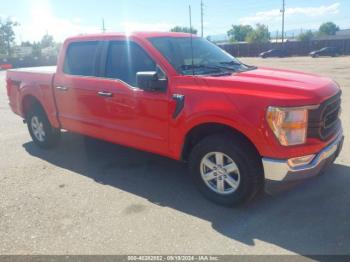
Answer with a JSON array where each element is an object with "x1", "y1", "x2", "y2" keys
[{"x1": 288, "y1": 154, "x2": 315, "y2": 168}]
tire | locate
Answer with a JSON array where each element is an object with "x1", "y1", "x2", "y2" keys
[
  {"x1": 189, "y1": 134, "x2": 263, "y2": 207},
  {"x1": 26, "y1": 106, "x2": 60, "y2": 149}
]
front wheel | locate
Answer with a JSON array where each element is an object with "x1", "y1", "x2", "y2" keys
[
  {"x1": 189, "y1": 134, "x2": 263, "y2": 206},
  {"x1": 27, "y1": 106, "x2": 60, "y2": 149}
]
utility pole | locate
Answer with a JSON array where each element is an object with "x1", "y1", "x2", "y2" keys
[
  {"x1": 281, "y1": 0, "x2": 285, "y2": 45},
  {"x1": 200, "y1": 0, "x2": 204, "y2": 37},
  {"x1": 102, "y1": 19, "x2": 106, "y2": 33}
]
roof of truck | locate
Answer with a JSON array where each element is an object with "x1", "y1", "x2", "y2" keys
[{"x1": 65, "y1": 32, "x2": 195, "y2": 41}]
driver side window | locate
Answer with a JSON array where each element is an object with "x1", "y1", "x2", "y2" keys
[{"x1": 105, "y1": 41, "x2": 156, "y2": 86}]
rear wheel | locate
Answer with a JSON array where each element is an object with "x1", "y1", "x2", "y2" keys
[
  {"x1": 27, "y1": 106, "x2": 60, "y2": 149},
  {"x1": 189, "y1": 134, "x2": 263, "y2": 206}
]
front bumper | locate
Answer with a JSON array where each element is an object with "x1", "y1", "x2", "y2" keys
[{"x1": 262, "y1": 131, "x2": 344, "y2": 182}]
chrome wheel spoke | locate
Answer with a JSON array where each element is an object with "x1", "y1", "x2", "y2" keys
[
  {"x1": 224, "y1": 162, "x2": 239, "y2": 174},
  {"x1": 224, "y1": 175, "x2": 239, "y2": 190},
  {"x1": 202, "y1": 171, "x2": 216, "y2": 181},
  {"x1": 200, "y1": 151, "x2": 241, "y2": 195},
  {"x1": 203, "y1": 158, "x2": 216, "y2": 170},
  {"x1": 39, "y1": 128, "x2": 46, "y2": 136},
  {"x1": 31, "y1": 116, "x2": 45, "y2": 142},
  {"x1": 33, "y1": 130, "x2": 39, "y2": 137},
  {"x1": 217, "y1": 177, "x2": 225, "y2": 193},
  {"x1": 31, "y1": 117, "x2": 39, "y2": 129},
  {"x1": 215, "y1": 152, "x2": 224, "y2": 166}
]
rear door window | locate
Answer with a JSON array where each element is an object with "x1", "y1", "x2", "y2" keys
[{"x1": 63, "y1": 41, "x2": 99, "y2": 76}]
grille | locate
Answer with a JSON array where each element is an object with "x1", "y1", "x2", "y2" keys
[{"x1": 308, "y1": 91, "x2": 341, "y2": 141}]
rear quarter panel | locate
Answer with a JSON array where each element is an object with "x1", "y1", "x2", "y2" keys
[{"x1": 6, "y1": 69, "x2": 60, "y2": 128}]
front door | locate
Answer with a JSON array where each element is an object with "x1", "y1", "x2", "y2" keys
[{"x1": 89, "y1": 40, "x2": 170, "y2": 155}]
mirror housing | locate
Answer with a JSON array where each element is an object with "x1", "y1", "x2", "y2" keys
[{"x1": 136, "y1": 71, "x2": 167, "y2": 92}]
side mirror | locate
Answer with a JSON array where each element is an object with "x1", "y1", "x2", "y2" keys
[{"x1": 136, "y1": 71, "x2": 167, "y2": 92}]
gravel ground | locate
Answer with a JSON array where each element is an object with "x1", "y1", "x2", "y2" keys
[{"x1": 0, "y1": 56, "x2": 350, "y2": 255}]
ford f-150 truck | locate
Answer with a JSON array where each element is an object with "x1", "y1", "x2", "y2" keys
[{"x1": 6, "y1": 32, "x2": 344, "y2": 206}]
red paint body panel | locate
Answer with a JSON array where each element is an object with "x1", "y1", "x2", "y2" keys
[
  {"x1": 1, "y1": 64, "x2": 13, "y2": 70},
  {"x1": 6, "y1": 32, "x2": 341, "y2": 161}
]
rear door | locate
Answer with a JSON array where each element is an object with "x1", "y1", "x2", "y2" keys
[{"x1": 54, "y1": 41, "x2": 106, "y2": 135}]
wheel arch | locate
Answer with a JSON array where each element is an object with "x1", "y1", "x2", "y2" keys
[
  {"x1": 21, "y1": 94, "x2": 45, "y2": 119},
  {"x1": 181, "y1": 122, "x2": 262, "y2": 162}
]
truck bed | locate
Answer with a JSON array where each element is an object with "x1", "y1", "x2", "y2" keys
[
  {"x1": 6, "y1": 66, "x2": 58, "y2": 124},
  {"x1": 8, "y1": 66, "x2": 57, "y2": 74}
]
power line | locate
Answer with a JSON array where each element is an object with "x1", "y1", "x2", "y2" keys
[
  {"x1": 189, "y1": 5, "x2": 195, "y2": 76},
  {"x1": 281, "y1": 0, "x2": 285, "y2": 45},
  {"x1": 200, "y1": 0, "x2": 204, "y2": 37}
]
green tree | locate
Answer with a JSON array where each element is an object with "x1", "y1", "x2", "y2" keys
[
  {"x1": 0, "y1": 18, "x2": 19, "y2": 56},
  {"x1": 246, "y1": 24, "x2": 270, "y2": 43},
  {"x1": 227, "y1": 25, "x2": 253, "y2": 42},
  {"x1": 170, "y1": 26, "x2": 197, "y2": 34},
  {"x1": 31, "y1": 42, "x2": 42, "y2": 57},
  {"x1": 40, "y1": 34, "x2": 54, "y2": 48},
  {"x1": 298, "y1": 30, "x2": 314, "y2": 42},
  {"x1": 319, "y1": 22, "x2": 340, "y2": 36},
  {"x1": 21, "y1": 41, "x2": 33, "y2": 47}
]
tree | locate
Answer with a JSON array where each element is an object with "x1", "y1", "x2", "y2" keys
[
  {"x1": 298, "y1": 30, "x2": 314, "y2": 42},
  {"x1": 40, "y1": 34, "x2": 54, "y2": 48},
  {"x1": 21, "y1": 41, "x2": 33, "y2": 47},
  {"x1": 31, "y1": 42, "x2": 42, "y2": 57},
  {"x1": 245, "y1": 24, "x2": 270, "y2": 43},
  {"x1": 170, "y1": 26, "x2": 197, "y2": 34},
  {"x1": 319, "y1": 22, "x2": 340, "y2": 36},
  {"x1": 227, "y1": 25, "x2": 253, "y2": 42},
  {"x1": 0, "y1": 18, "x2": 19, "y2": 56}
]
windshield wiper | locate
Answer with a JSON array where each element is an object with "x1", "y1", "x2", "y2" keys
[
  {"x1": 218, "y1": 61, "x2": 257, "y2": 72},
  {"x1": 219, "y1": 61, "x2": 242, "y2": 66},
  {"x1": 179, "y1": 64, "x2": 232, "y2": 75}
]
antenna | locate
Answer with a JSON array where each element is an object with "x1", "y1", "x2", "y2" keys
[
  {"x1": 189, "y1": 5, "x2": 195, "y2": 76},
  {"x1": 102, "y1": 18, "x2": 106, "y2": 33}
]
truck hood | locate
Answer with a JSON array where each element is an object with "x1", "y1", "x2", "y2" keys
[{"x1": 200, "y1": 67, "x2": 340, "y2": 105}]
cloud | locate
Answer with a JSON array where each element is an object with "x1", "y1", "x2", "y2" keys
[
  {"x1": 239, "y1": 2, "x2": 340, "y2": 25},
  {"x1": 287, "y1": 3, "x2": 340, "y2": 16},
  {"x1": 15, "y1": 0, "x2": 174, "y2": 42},
  {"x1": 16, "y1": 0, "x2": 99, "y2": 42},
  {"x1": 120, "y1": 21, "x2": 174, "y2": 33}
]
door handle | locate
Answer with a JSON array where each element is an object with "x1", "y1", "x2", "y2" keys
[
  {"x1": 55, "y1": 86, "x2": 69, "y2": 91},
  {"x1": 98, "y1": 91, "x2": 113, "y2": 97}
]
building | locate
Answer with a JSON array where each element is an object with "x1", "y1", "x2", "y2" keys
[{"x1": 316, "y1": 29, "x2": 350, "y2": 40}]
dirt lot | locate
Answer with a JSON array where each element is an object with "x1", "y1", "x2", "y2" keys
[{"x1": 0, "y1": 57, "x2": 349, "y2": 255}]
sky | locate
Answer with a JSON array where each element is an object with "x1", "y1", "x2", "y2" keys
[{"x1": 0, "y1": 0, "x2": 349, "y2": 43}]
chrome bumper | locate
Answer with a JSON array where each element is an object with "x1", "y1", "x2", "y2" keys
[{"x1": 262, "y1": 131, "x2": 344, "y2": 182}]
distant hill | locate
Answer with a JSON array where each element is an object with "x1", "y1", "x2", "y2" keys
[
  {"x1": 207, "y1": 29, "x2": 318, "y2": 43},
  {"x1": 206, "y1": 34, "x2": 229, "y2": 43}
]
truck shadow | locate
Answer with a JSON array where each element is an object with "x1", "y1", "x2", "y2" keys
[{"x1": 23, "y1": 132, "x2": 350, "y2": 255}]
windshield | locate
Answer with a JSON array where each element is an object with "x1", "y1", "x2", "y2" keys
[{"x1": 148, "y1": 37, "x2": 252, "y2": 76}]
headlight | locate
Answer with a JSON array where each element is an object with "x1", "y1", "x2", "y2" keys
[{"x1": 266, "y1": 106, "x2": 308, "y2": 146}]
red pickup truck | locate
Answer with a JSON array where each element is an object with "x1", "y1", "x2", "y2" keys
[{"x1": 6, "y1": 32, "x2": 344, "y2": 206}]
